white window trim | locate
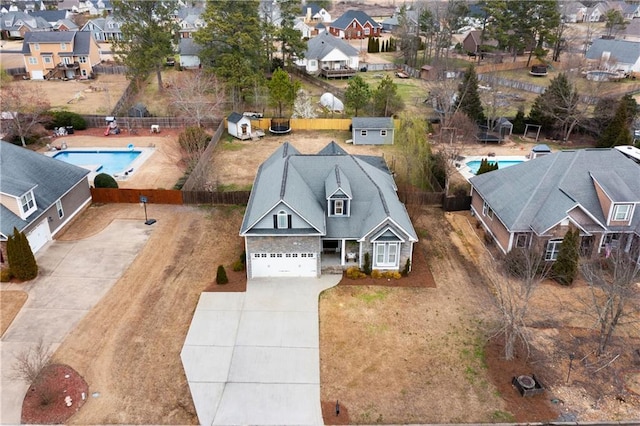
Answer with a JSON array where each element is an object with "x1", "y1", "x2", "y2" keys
[
  {"x1": 277, "y1": 210, "x2": 288, "y2": 229},
  {"x1": 482, "y1": 201, "x2": 493, "y2": 219},
  {"x1": 374, "y1": 242, "x2": 399, "y2": 268},
  {"x1": 380, "y1": 129, "x2": 387, "y2": 136},
  {"x1": 514, "y1": 233, "x2": 528, "y2": 249},
  {"x1": 545, "y1": 239, "x2": 562, "y2": 261},
  {"x1": 28, "y1": 57, "x2": 38, "y2": 65},
  {"x1": 34, "y1": 42, "x2": 40, "y2": 50},
  {"x1": 60, "y1": 42, "x2": 67, "y2": 50},
  {"x1": 334, "y1": 199, "x2": 343, "y2": 215},
  {"x1": 20, "y1": 191, "x2": 37, "y2": 217},
  {"x1": 56, "y1": 199, "x2": 64, "y2": 219},
  {"x1": 43, "y1": 56, "x2": 52, "y2": 64},
  {"x1": 612, "y1": 204, "x2": 632, "y2": 221}
]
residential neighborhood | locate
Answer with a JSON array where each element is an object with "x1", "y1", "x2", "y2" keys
[{"x1": 1, "y1": 0, "x2": 640, "y2": 425}]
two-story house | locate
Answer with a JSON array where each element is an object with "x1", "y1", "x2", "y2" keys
[
  {"x1": 240, "y1": 142, "x2": 418, "y2": 278},
  {"x1": 174, "y1": 6, "x2": 204, "y2": 38},
  {"x1": 469, "y1": 148, "x2": 640, "y2": 263},
  {"x1": 21, "y1": 30, "x2": 101, "y2": 80},
  {"x1": 328, "y1": 10, "x2": 382, "y2": 40},
  {"x1": 0, "y1": 141, "x2": 91, "y2": 258},
  {"x1": 0, "y1": 11, "x2": 51, "y2": 39},
  {"x1": 80, "y1": 16, "x2": 123, "y2": 42}
]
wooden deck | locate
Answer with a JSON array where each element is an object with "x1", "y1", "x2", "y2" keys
[{"x1": 319, "y1": 67, "x2": 356, "y2": 79}]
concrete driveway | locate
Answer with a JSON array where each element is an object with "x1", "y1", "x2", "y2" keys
[
  {"x1": 181, "y1": 276, "x2": 340, "y2": 426},
  {"x1": 0, "y1": 220, "x2": 151, "y2": 425}
]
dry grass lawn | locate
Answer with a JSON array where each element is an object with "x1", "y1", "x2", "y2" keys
[{"x1": 1, "y1": 291, "x2": 28, "y2": 337}]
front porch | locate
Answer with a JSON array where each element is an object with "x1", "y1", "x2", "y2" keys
[{"x1": 320, "y1": 239, "x2": 359, "y2": 274}]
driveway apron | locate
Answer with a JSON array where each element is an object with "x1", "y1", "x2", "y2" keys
[
  {"x1": 0, "y1": 220, "x2": 151, "y2": 425},
  {"x1": 181, "y1": 276, "x2": 339, "y2": 426}
]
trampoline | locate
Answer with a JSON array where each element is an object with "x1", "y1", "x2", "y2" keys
[{"x1": 269, "y1": 118, "x2": 291, "y2": 135}]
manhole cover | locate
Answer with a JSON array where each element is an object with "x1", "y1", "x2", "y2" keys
[{"x1": 517, "y1": 375, "x2": 536, "y2": 389}]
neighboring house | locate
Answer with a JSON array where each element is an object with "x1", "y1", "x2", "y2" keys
[
  {"x1": 178, "y1": 37, "x2": 201, "y2": 68},
  {"x1": 561, "y1": 1, "x2": 587, "y2": 23},
  {"x1": 0, "y1": 140, "x2": 91, "y2": 256},
  {"x1": 585, "y1": 38, "x2": 640, "y2": 74},
  {"x1": 22, "y1": 30, "x2": 101, "y2": 79},
  {"x1": 294, "y1": 17, "x2": 312, "y2": 39},
  {"x1": 0, "y1": 11, "x2": 51, "y2": 39},
  {"x1": 462, "y1": 30, "x2": 498, "y2": 55},
  {"x1": 176, "y1": 6, "x2": 204, "y2": 38},
  {"x1": 352, "y1": 117, "x2": 395, "y2": 145},
  {"x1": 28, "y1": 10, "x2": 69, "y2": 26},
  {"x1": 240, "y1": 141, "x2": 418, "y2": 278},
  {"x1": 301, "y1": 3, "x2": 331, "y2": 23},
  {"x1": 381, "y1": 9, "x2": 418, "y2": 33},
  {"x1": 328, "y1": 10, "x2": 382, "y2": 39},
  {"x1": 57, "y1": 0, "x2": 91, "y2": 14},
  {"x1": 295, "y1": 31, "x2": 359, "y2": 77},
  {"x1": 53, "y1": 18, "x2": 78, "y2": 32},
  {"x1": 621, "y1": 18, "x2": 640, "y2": 42},
  {"x1": 469, "y1": 148, "x2": 640, "y2": 263},
  {"x1": 586, "y1": 2, "x2": 609, "y2": 22},
  {"x1": 80, "y1": 16, "x2": 123, "y2": 42}
]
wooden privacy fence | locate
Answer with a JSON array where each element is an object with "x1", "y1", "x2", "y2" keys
[
  {"x1": 81, "y1": 115, "x2": 220, "y2": 129},
  {"x1": 182, "y1": 191, "x2": 251, "y2": 205},
  {"x1": 443, "y1": 196, "x2": 472, "y2": 212},
  {"x1": 91, "y1": 188, "x2": 183, "y2": 204},
  {"x1": 181, "y1": 121, "x2": 225, "y2": 191},
  {"x1": 397, "y1": 190, "x2": 444, "y2": 205},
  {"x1": 240, "y1": 118, "x2": 353, "y2": 131}
]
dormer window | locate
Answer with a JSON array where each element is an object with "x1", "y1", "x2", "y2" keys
[
  {"x1": 274, "y1": 210, "x2": 291, "y2": 229},
  {"x1": 612, "y1": 204, "x2": 632, "y2": 221},
  {"x1": 329, "y1": 198, "x2": 350, "y2": 216},
  {"x1": 20, "y1": 191, "x2": 36, "y2": 217},
  {"x1": 334, "y1": 200, "x2": 343, "y2": 215}
]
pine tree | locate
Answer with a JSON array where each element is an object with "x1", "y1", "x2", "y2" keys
[
  {"x1": 476, "y1": 158, "x2": 498, "y2": 175},
  {"x1": 216, "y1": 265, "x2": 228, "y2": 284},
  {"x1": 7, "y1": 227, "x2": 38, "y2": 281},
  {"x1": 552, "y1": 227, "x2": 580, "y2": 286},
  {"x1": 597, "y1": 97, "x2": 633, "y2": 148},
  {"x1": 512, "y1": 106, "x2": 526, "y2": 134},
  {"x1": 455, "y1": 64, "x2": 485, "y2": 124}
]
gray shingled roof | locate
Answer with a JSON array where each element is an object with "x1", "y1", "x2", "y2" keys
[
  {"x1": 304, "y1": 31, "x2": 359, "y2": 60},
  {"x1": 0, "y1": 141, "x2": 89, "y2": 237},
  {"x1": 179, "y1": 38, "x2": 202, "y2": 56},
  {"x1": 470, "y1": 149, "x2": 640, "y2": 235},
  {"x1": 240, "y1": 142, "x2": 417, "y2": 241},
  {"x1": 227, "y1": 112, "x2": 244, "y2": 124},
  {"x1": 585, "y1": 38, "x2": 640, "y2": 64},
  {"x1": 22, "y1": 31, "x2": 93, "y2": 55},
  {"x1": 331, "y1": 10, "x2": 381, "y2": 30},
  {"x1": 352, "y1": 117, "x2": 394, "y2": 129}
]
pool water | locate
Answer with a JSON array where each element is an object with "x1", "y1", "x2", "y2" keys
[
  {"x1": 53, "y1": 150, "x2": 141, "y2": 175},
  {"x1": 466, "y1": 159, "x2": 523, "y2": 175}
]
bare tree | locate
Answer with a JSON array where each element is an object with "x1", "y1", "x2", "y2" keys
[
  {"x1": 292, "y1": 89, "x2": 317, "y2": 118},
  {"x1": 166, "y1": 70, "x2": 226, "y2": 127},
  {"x1": 1, "y1": 84, "x2": 50, "y2": 147},
  {"x1": 487, "y1": 246, "x2": 551, "y2": 360},
  {"x1": 11, "y1": 337, "x2": 52, "y2": 383},
  {"x1": 580, "y1": 246, "x2": 640, "y2": 356}
]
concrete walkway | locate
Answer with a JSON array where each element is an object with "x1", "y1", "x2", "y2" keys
[
  {"x1": 0, "y1": 220, "x2": 151, "y2": 425},
  {"x1": 181, "y1": 276, "x2": 340, "y2": 426}
]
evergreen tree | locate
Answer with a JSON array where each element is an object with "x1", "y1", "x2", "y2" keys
[
  {"x1": 216, "y1": 265, "x2": 228, "y2": 284},
  {"x1": 455, "y1": 64, "x2": 485, "y2": 123},
  {"x1": 277, "y1": 0, "x2": 307, "y2": 67},
  {"x1": 344, "y1": 75, "x2": 372, "y2": 116},
  {"x1": 597, "y1": 96, "x2": 633, "y2": 147},
  {"x1": 477, "y1": 158, "x2": 498, "y2": 175},
  {"x1": 94, "y1": 173, "x2": 118, "y2": 188},
  {"x1": 7, "y1": 227, "x2": 38, "y2": 281},
  {"x1": 268, "y1": 68, "x2": 300, "y2": 118},
  {"x1": 512, "y1": 106, "x2": 526, "y2": 134},
  {"x1": 552, "y1": 227, "x2": 580, "y2": 286},
  {"x1": 372, "y1": 75, "x2": 404, "y2": 117},
  {"x1": 528, "y1": 72, "x2": 581, "y2": 142}
]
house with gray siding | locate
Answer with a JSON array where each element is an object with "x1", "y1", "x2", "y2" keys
[
  {"x1": 352, "y1": 117, "x2": 395, "y2": 145},
  {"x1": 0, "y1": 141, "x2": 91, "y2": 257},
  {"x1": 469, "y1": 148, "x2": 640, "y2": 263},
  {"x1": 240, "y1": 141, "x2": 417, "y2": 278}
]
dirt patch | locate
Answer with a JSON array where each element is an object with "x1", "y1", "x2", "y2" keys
[
  {"x1": 50, "y1": 203, "x2": 245, "y2": 424},
  {"x1": 322, "y1": 399, "x2": 351, "y2": 425},
  {"x1": 0, "y1": 290, "x2": 28, "y2": 337},
  {"x1": 21, "y1": 364, "x2": 89, "y2": 425},
  {"x1": 2, "y1": 74, "x2": 130, "y2": 115}
]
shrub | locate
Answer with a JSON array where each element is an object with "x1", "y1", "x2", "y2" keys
[
  {"x1": 371, "y1": 269, "x2": 383, "y2": 279},
  {"x1": 216, "y1": 265, "x2": 228, "y2": 284},
  {"x1": 552, "y1": 227, "x2": 580, "y2": 286},
  {"x1": 345, "y1": 266, "x2": 366, "y2": 279},
  {"x1": 178, "y1": 126, "x2": 210, "y2": 153},
  {"x1": 232, "y1": 259, "x2": 244, "y2": 272},
  {"x1": 7, "y1": 227, "x2": 38, "y2": 281},
  {"x1": 94, "y1": 173, "x2": 118, "y2": 188},
  {"x1": 363, "y1": 252, "x2": 372, "y2": 275},
  {"x1": 383, "y1": 271, "x2": 402, "y2": 279},
  {"x1": 402, "y1": 258, "x2": 411, "y2": 276},
  {"x1": 47, "y1": 110, "x2": 87, "y2": 130},
  {"x1": 1, "y1": 268, "x2": 13, "y2": 282}
]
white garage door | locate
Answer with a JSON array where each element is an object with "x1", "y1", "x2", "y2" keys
[
  {"x1": 250, "y1": 252, "x2": 317, "y2": 278},
  {"x1": 26, "y1": 220, "x2": 51, "y2": 253},
  {"x1": 31, "y1": 70, "x2": 44, "y2": 80}
]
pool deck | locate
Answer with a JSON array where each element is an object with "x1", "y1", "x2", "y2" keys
[
  {"x1": 456, "y1": 155, "x2": 528, "y2": 180},
  {"x1": 44, "y1": 146, "x2": 155, "y2": 184}
]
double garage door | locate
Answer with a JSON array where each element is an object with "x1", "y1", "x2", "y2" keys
[{"x1": 250, "y1": 252, "x2": 317, "y2": 278}]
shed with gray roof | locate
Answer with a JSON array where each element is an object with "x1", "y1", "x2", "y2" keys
[{"x1": 352, "y1": 117, "x2": 395, "y2": 145}]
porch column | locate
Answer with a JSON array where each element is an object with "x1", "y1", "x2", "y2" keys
[{"x1": 340, "y1": 239, "x2": 346, "y2": 266}]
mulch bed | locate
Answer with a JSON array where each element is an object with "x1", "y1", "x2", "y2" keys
[
  {"x1": 321, "y1": 399, "x2": 351, "y2": 425},
  {"x1": 21, "y1": 364, "x2": 89, "y2": 424}
]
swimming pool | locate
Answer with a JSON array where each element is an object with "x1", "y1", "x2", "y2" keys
[
  {"x1": 53, "y1": 150, "x2": 141, "y2": 176},
  {"x1": 465, "y1": 159, "x2": 524, "y2": 175}
]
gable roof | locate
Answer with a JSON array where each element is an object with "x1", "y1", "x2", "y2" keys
[
  {"x1": 470, "y1": 149, "x2": 640, "y2": 234},
  {"x1": 240, "y1": 142, "x2": 417, "y2": 241},
  {"x1": 227, "y1": 112, "x2": 245, "y2": 124},
  {"x1": 586, "y1": 38, "x2": 640, "y2": 64},
  {"x1": 352, "y1": 117, "x2": 394, "y2": 129},
  {"x1": 0, "y1": 11, "x2": 51, "y2": 31},
  {"x1": 331, "y1": 10, "x2": 381, "y2": 30},
  {"x1": 29, "y1": 9, "x2": 67, "y2": 22},
  {"x1": 0, "y1": 141, "x2": 89, "y2": 237},
  {"x1": 304, "y1": 31, "x2": 359, "y2": 60},
  {"x1": 21, "y1": 31, "x2": 94, "y2": 55},
  {"x1": 178, "y1": 37, "x2": 202, "y2": 56}
]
